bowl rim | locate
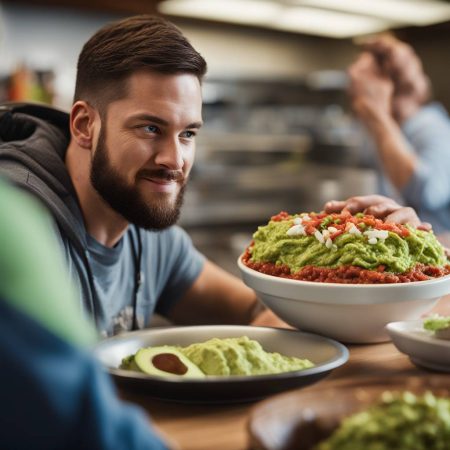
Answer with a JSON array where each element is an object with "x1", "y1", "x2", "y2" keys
[{"x1": 238, "y1": 253, "x2": 450, "y2": 290}]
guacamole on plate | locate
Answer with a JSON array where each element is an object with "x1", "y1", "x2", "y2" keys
[{"x1": 121, "y1": 336, "x2": 314, "y2": 378}]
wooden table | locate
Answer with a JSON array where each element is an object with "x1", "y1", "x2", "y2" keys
[{"x1": 119, "y1": 298, "x2": 450, "y2": 450}]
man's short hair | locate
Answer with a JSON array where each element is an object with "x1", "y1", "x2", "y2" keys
[{"x1": 74, "y1": 15, "x2": 207, "y2": 111}]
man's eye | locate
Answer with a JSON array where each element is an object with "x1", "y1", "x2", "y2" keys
[
  {"x1": 143, "y1": 125, "x2": 159, "y2": 133},
  {"x1": 180, "y1": 130, "x2": 196, "y2": 138}
]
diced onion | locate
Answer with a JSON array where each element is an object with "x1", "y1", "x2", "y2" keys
[
  {"x1": 287, "y1": 224, "x2": 306, "y2": 236},
  {"x1": 364, "y1": 229, "x2": 389, "y2": 240},
  {"x1": 314, "y1": 230, "x2": 325, "y2": 243},
  {"x1": 348, "y1": 224, "x2": 362, "y2": 236}
]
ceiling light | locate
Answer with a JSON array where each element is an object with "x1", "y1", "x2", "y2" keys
[
  {"x1": 291, "y1": 0, "x2": 450, "y2": 26},
  {"x1": 273, "y1": 7, "x2": 393, "y2": 38},
  {"x1": 158, "y1": 0, "x2": 281, "y2": 26},
  {"x1": 159, "y1": 0, "x2": 394, "y2": 38}
]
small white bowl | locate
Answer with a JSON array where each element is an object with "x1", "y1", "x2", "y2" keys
[
  {"x1": 387, "y1": 320, "x2": 450, "y2": 372},
  {"x1": 238, "y1": 256, "x2": 450, "y2": 343}
]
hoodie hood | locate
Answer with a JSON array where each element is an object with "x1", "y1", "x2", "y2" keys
[{"x1": 0, "y1": 102, "x2": 87, "y2": 253}]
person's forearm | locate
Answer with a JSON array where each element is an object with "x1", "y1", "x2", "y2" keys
[
  {"x1": 250, "y1": 306, "x2": 291, "y2": 328},
  {"x1": 364, "y1": 112, "x2": 418, "y2": 190}
]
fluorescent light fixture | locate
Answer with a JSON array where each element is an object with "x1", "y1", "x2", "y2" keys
[
  {"x1": 159, "y1": 0, "x2": 394, "y2": 38},
  {"x1": 291, "y1": 0, "x2": 450, "y2": 26},
  {"x1": 159, "y1": 0, "x2": 281, "y2": 26},
  {"x1": 274, "y1": 7, "x2": 392, "y2": 38}
]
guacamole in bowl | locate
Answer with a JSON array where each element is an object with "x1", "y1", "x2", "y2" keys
[
  {"x1": 243, "y1": 211, "x2": 450, "y2": 284},
  {"x1": 248, "y1": 375, "x2": 450, "y2": 450},
  {"x1": 238, "y1": 211, "x2": 450, "y2": 343},
  {"x1": 424, "y1": 314, "x2": 450, "y2": 340}
]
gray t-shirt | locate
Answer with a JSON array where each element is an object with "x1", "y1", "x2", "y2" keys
[{"x1": 60, "y1": 225, "x2": 205, "y2": 336}]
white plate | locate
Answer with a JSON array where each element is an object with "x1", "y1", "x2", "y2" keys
[
  {"x1": 386, "y1": 320, "x2": 450, "y2": 372},
  {"x1": 93, "y1": 325, "x2": 348, "y2": 403}
]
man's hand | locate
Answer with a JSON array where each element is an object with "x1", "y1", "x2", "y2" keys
[
  {"x1": 362, "y1": 35, "x2": 431, "y2": 123},
  {"x1": 324, "y1": 194, "x2": 431, "y2": 230},
  {"x1": 347, "y1": 37, "x2": 424, "y2": 190},
  {"x1": 348, "y1": 52, "x2": 394, "y2": 127}
]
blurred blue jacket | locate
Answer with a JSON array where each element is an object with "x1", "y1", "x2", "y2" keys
[{"x1": 0, "y1": 178, "x2": 168, "y2": 450}]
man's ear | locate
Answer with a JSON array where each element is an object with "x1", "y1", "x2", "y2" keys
[{"x1": 70, "y1": 101, "x2": 98, "y2": 149}]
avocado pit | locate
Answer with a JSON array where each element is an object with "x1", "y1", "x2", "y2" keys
[{"x1": 152, "y1": 353, "x2": 188, "y2": 375}]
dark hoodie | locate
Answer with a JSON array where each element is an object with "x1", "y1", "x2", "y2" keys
[
  {"x1": 0, "y1": 102, "x2": 205, "y2": 335},
  {"x1": 0, "y1": 102, "x2": 100, "y2": 321}
]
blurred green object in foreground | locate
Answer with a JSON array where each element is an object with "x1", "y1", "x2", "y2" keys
[{"x1": 0, "y1": 178, "x2": 96, "y2": 346}]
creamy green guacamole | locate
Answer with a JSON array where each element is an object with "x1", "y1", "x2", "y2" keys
[
  {"x1": 315, "y1": 391, "x2": 450, "y2": 450},
  {"x1": 250, "y1": 218, "x2": 446, "y2": 273},
  {"x1": 181, "y1": 336, "x2": 314, "y2": 376},
  {"x1": 423, "y1": 314, "x2": 450, "y2": 332},
  {"x1": 121, "y1": 336, "x2": 314, "y2": 377}
]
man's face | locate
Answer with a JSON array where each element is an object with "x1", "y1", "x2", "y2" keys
[{"x1": 90, "y1": 70, "x2": 203, "y2": 230}]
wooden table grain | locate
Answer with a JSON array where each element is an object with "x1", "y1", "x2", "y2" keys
[{"x1": 119, "y1": 297, "x2": 450, "y2": 450}]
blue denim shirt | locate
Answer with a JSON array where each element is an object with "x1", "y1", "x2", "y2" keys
[
  {"x1": 0, "y1": 298, "x2": 168, "y2": 450},
  {"x1": 401, "y1": 103, "x2": 450, "y2": 233},
  {"x1": 373, "y1": 103, "x2": 450, "y2": 233}
]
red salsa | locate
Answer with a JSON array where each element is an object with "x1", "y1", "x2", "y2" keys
[
  {"x1": 270, "y1": 210, "x2": 411, "y2": 239},
  {"x1": 242, "y1": 248, "x2": 450, "y2": 284}
]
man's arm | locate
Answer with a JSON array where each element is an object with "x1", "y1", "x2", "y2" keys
[
  {"x1": 363, "y1": 111, "x2": 418, "y2": 190},
  {"x1": 351, "y1": 37, "x2": 450, "y2": 211},
  {"x1": 348, "y1": 52, "x2": 418, "y2": 190},
  {"x1": 166, "y1": 259, "x2": 289, "y2": 328}
]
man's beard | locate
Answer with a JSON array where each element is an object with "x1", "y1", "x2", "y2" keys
[{"x1": 90, "y1": 127, "x2": 186, "y2": 230}]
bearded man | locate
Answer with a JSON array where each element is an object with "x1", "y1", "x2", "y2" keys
[
  {"x1": 0, "y1": 15, "x2": 284, "y2": 336},
  {"x1": 2, "y1": 16, "x2": 421, "y2": 338}
]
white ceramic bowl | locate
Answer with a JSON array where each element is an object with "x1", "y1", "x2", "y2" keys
[
  {"x1": 238, "y1": 256, "x2": 450, "y2": 343},
  {"x1": 387, "y1": 320, "x2": 450, "y2": 372}
]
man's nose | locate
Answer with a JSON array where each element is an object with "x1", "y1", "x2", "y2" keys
[{"x1": 154, "y1": 137, "x2": 184, "y2": 170}]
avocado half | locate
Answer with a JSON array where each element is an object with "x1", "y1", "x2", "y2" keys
[{"x1": 134, "y1": 346, "x2": 205, "y2": 378}]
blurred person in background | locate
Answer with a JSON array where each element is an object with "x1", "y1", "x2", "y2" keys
[
  {"x1": 348, "y1": 35, "x2": 450, "y2": 239},
  {"x1": 0, "y1": 177, "x2": 169, "y2": 449}
]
